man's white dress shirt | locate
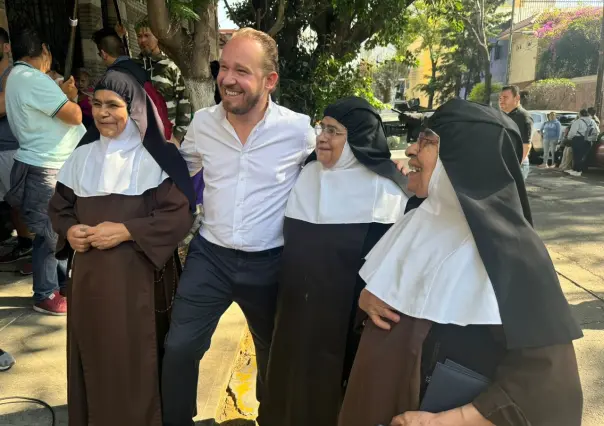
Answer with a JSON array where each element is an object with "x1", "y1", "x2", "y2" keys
[{"x1": 180, "y1": 101, "x2": 315, "y2": 252}]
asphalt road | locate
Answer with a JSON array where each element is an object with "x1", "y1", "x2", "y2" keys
[{"x1": 527, "y1": 166, "x2": 604, "y2": 426}]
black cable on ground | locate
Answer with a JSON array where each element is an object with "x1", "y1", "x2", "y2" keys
[{"x1": 0, "y1": 397, "x2": 56, "y2": 426}]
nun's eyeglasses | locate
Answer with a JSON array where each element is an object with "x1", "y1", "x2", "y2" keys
[{"x1": 315, "y1": 124, "x2": 346, "y2": 137}]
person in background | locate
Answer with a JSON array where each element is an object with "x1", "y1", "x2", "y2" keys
[
  {"x1": 539, "y1": 111, "x2": 561, "y2": 169},
  {"x1": 588, "y1": 106, "x2": 600, "y2": 128},
  {"x1": 0, "y1": 348, "x2": 15, "y2": 371},
  {"x1": 93, "y1": 28, "x2": 174, "y2": 141},
  {"x1": 133, "y1": 18, "x2": 192, "y2": 141},
  {"x1": 75, "y1": 68, "x2": 94, "y2": 129},
  {"x1": 565, "y1": 109, "x2": 598, "y2": 177},
  {"x1": 0, "y1": 27, "x2": 33, "y2": 272},
  {"x1": 499, "y1": 85, "x2": 533, "y2": 180},
  {"x1": 4, "y1": 27, "x2": 85, "y2": 315}
]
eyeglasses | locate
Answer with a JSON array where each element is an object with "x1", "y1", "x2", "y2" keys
[
  {"x1": 417, "y1": 129, "x2": 440, "y2": 149},
  {"x1": 314, "y1": 124, "x2": 346, "y2": 137}
]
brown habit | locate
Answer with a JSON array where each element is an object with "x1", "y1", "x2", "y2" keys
[
  {"x1": 339, "y1": 316, "x2": 583, "y2": 426},
  {"x1": 49, "y1": 179, "x2": 192, "y2": 426}
]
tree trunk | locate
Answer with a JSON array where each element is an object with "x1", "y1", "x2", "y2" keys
[{"x1": 184, "y1": 77, "x2": 217, "y2": 111}]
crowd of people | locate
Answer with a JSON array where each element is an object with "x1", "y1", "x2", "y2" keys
[{"x1": 0, "y1": 23, "x2": 586, "y2": 426}]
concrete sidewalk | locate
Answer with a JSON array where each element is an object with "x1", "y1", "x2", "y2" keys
[{"x1": 0, "y1": 263, "x2": 247, "y2": 426}]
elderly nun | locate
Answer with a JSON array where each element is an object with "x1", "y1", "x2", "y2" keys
[
  {"x1": 338, "y1": 99, "x2": 583, "y2": 426},
  {"x1": 262, "y1": 97, "x2": 409, "y2": 426},
  {"x1": 48, "y1": 68, "x2": 195, "y2": 426}
]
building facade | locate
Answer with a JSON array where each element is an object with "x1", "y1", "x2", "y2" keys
[{"x1": 0, "y1": 0, "x2": 149, "y2": 81}]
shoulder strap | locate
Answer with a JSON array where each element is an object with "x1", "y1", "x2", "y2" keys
[{"x1": 0, "y1": 66, "x2": 12, "y2": 87}]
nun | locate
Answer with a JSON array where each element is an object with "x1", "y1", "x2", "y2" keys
[
  {"x1": 338, "y1": 99, "x2": 583, "y2": 426},
  {"x1": 48, "y1": 69, "x2": 195, "y2": 426},
  {"x1": 262, "y1": 97, "x2": 408, "y2": 426}
]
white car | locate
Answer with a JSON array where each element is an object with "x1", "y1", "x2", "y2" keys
[{"x1": 528, "y1": 110, "x2": 578, "y2": 162}]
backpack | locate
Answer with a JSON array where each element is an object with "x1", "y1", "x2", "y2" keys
[{"x1": 144, "y1": 81, "x2": 173, "y2": 140}]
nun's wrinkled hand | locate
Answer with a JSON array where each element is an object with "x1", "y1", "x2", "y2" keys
[
  {"x1": 359, "y1": 289, "x2": 400, "y2": 331},
  {"x1": 86, "y1": 222, "x2": 132, "y2": 250},
  {"x1": 390, "y1": 411, "x2": 442, "y2": 425},
  {"x1": 67, "y1": 224, "x2": 91, "y2": 253}
]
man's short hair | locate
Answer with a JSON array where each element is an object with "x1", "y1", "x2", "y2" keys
[
  {"x1": 11, "y1": 27, "x2": 46, "y2": 61},
  {"x1": 231, "y1": 28, "x2": 279, "y2": 74},
  {"x1": 92, "y1": 28, "x2": 126, "y2": 58},
  {"x1": 135, "y1": 17, "x2": 151, "y2": 33},
  {"x1": 501, "y1": 85, "x2": 520, "y2": 97},
  {"x1": 580, "y1": 109, "x2": 589, "y2": 117},
  {"x1": 0, "y1": 28, "x2": 10, "y2": 44},
  {"x1": 588, "y1": 107, "x2": 596, "y2": 116}
]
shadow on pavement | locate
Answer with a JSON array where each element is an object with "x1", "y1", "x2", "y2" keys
[{"x1": 570, "y1": 300, "x2": 604, "y2": 330}]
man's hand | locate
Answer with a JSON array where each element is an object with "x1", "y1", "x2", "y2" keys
[
  {"x1": 393, "y1": 159, "x2": 410, "y2": 175},
  {"x1": 85, "y1": 222, "x2": 131, "y2": 251},
  {"x1": 359, "y1": 289, "x2": 400, "y2": 331},
  {"x1": 60, "y1": 77, "x2": 78, "y2": 101},
  {"x1": 115, "y1": 24, "x2": 127, "y2": 38},
  {"x1": 67, "y1": 224, "x2": 91, "y2": 253}
]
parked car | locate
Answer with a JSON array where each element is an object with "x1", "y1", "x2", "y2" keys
[
  {"x1": 528, "y1": 110, "x2": 578, "y2": 164},
  {"x1": 588, "y1": 134, "x2": 604, "y2": 168}
]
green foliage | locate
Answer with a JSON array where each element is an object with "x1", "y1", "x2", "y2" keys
[
  {"x1": 534, "y1": 7, "x2": 601, "y2": 79},
  {"x1": 524, "y1": 78, "x2": 576, "y2": 110},
  {"x1": 165, "y1": 0, "x2": 206, "y2": 21},
  {"x1": 468, "y1": 81, "x2": 503, "y2": 103}
]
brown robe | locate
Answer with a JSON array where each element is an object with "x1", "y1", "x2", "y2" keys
[
  {"x1": 339, "y1": 315, "x2": 583, "y2": 426},
  {"x1": 261, "y1": 218, "x2": 390, "y2": 426},
  {"x1": 49, "y1": 179, "x2": 193, "y2": 426}
]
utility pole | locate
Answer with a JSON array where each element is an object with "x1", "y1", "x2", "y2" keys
[
  {"x1": 505, "y1": 0, "x2": 517, "y2": 84},
  {"x1": 595, "y1": 1, "x2": 604, "y2": 119}
]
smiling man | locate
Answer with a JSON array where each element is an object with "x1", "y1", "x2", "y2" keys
[{"x1": 162, "y1": 28, "x2": 315, "y2": 426}]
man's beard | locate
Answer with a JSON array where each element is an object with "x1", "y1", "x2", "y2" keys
[{"x1": 222, "y1": 88, "x2": 262, "y2": 115}]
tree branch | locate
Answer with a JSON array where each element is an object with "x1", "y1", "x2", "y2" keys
[
  {"x1": 147, "y1": 0, "x2": 182, "y2": 52},
  {"x1": 267, "y1": 0, "x2": 287, "y2": 36},
  {"x1": 224, "y1": 0, "x2": 246, "y2": 28}
]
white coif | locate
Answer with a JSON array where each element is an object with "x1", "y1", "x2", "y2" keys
[
  {"x1": 360, "y1": 159, "x2": 502, "y2": 326},
  {"x1": 285, "y1": 143, "x2": 406, "y2": 225},
  {"x1": 58, "y1": 119, "x2": 168, "y2": 197}
]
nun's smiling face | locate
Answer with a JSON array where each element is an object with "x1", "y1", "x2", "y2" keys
[
  {"x1": 405, "y1": 130, "x2": 440, "y2": 197},
  {"x1": 315, "y1": 116, "x2": 347, "y2": 168},
  {"x1": 92, "y1": 90, "x2": 129, "y2": 139}
]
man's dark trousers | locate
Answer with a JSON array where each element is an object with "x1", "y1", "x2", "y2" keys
[{"x1": 162, "y1": 234, "x2": 281, "y2": 426}]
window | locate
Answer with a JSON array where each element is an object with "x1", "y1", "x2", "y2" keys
[
  {"x1": 494, "y1": 44, "x2": 502, "y2": 61},
  {"x1": 530, "y1": 113, "x2": 543, "y2": 124}
]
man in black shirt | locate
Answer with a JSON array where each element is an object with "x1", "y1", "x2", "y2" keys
[{"x1": 499, "y1": 85, "x2": 533, "y2": 180}]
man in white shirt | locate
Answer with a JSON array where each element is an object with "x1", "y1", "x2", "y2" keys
[
  {"x1": 565, "y1": 109, "x2": 598, "y2": 177},
  {"x1": 162, "y1": 28, "x2": 315, "y2": 426}
]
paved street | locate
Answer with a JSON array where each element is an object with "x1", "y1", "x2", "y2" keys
[{"x1": 1, "y1": 165, "x2": 604, "y2": 425}]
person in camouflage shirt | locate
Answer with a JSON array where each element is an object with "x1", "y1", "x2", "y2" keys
[{"x1": 135, "y1": 18, "x2": 192, "y2": 141}]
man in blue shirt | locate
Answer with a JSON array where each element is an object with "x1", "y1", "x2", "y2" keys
[{"x1": 5, "y1": 27, "x2": 85, "y2": 315}]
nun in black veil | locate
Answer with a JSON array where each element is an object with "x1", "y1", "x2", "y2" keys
[
  {"x1": 261, "y1": 97, "x2": 409, "y2": 426},
  {"x1": 48, "y1": 68, "x2": 194, "y2": 426},
  {"x1": 339, "y1": 99, "x2": 583, "y2": 426}
]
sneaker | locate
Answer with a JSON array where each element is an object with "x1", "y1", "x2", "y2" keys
[
  {"x1": 0, "y1": 244, "x2": 33, "y2": 264},
  {"x1": 564, "y1": 169, "x2": 572, "y2": 174},
  {"x1": 0, "y1": 349, "x2": 15, "y2": 371},
  {"x1": 33, "y1": 291, "x2": 67, "y2": 316},
  {"x1": 569, "y1": 170, "x2": 582, "y2": 177},
  {"x1": 19, "y1": 262, "x2": 33, "y2": 276}
]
